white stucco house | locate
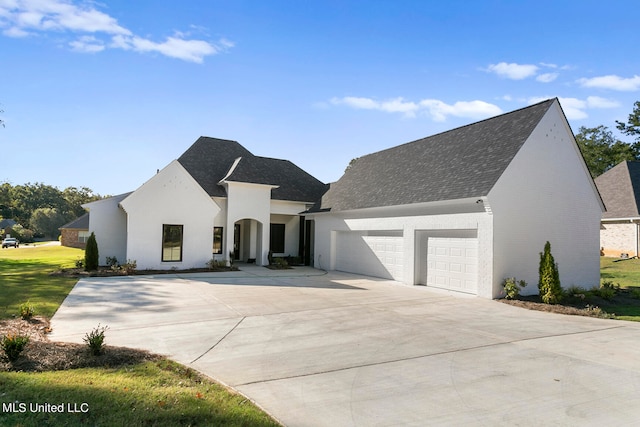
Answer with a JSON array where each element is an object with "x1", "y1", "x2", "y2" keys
[
  {"x1": 306, "y1": 98, "x2": 604, "y2": 298},
  {"x1": 594, "y1": 161, "x2": 640, "y2": 257},
  {"x1": 84, "y1": 98, "x2": 603, "y2": 299},
  {"x1": 83, "y1": 137, "x2": 327, "y2": 269}
]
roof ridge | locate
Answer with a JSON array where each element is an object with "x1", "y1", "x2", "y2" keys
[{"x1": 359, "y1": 98, "x2": 556, "y2": 159}]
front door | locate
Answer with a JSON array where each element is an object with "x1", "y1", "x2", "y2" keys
[{"x1": 233, "y1": 224, "x2": 241, "y2": 260}]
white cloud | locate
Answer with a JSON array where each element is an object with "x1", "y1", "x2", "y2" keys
[
  {"x1": 331, "y1": 97, "x2": 419, "y2": 117},
  {"x1": 536, "y1": 73, "x2": 558, "y2": 83},
  {"x1": 486, "y1": 62, "x2": 539, "y2": 80},
  {"x1": 528, "y1": 95, "x2": 620, "y2": 120},
  {"x1": 586, "y1": 96, "x2": 620, "y2": 109},
  {"x1": 577, "y1": 74, "x2": 640, "y2": 91},
  {"x1": 0, "y1": 0, "x2": 231, "y2": 62},
  {"x1": 331, "y1": 96, "x2": 502, "y2": 121},
  {"x1": 420, "y1": 99, "x2": 502, "y2": 122},
  {"x1": 69, "y1": 34, "x2": 103, "y2": 52}
]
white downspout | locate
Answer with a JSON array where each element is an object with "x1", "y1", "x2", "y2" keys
[{"x1": 634, "y1": 222, "x2": 640, "y2": 258}]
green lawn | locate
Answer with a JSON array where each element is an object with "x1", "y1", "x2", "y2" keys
[
  {"x1": 0, "y1": 245, "x2": 280, "y2": 426},
  {"x1": 0, "y1": 245, "x2": 83, "y2": 319},
  {"x1": 598, "y1": 257, "x2": 640, "y2": 321},
  {"x1": 600, "y1": 257, "x2": 640, "y2": 289},
  {"x1": 0, "y1": 359, "x2": 279, "y2": 426}
]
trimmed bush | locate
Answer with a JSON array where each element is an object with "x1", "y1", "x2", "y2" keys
[
  {"x1": 84, "y1": 232, "x2": 99, "y2": 271},
  {"x1": 84, "y1": 324, "x2": 108, "y2": 356},
  {"x1": 502, "y1": 277, "x2": 526, "y2": 300},
  {"x1": 1, "y1": 334, "x2": 30, "y2": 362},
  {"x1": 19, "y1": 301, "x2": 34, "y2": 320},
  {"x1": 538, "y1": 241, "x2": 563, "y2": 304}
]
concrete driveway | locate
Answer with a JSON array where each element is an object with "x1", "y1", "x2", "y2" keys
[{"x1": 50, "y1": 266, "x2": 640, "y2": 426}]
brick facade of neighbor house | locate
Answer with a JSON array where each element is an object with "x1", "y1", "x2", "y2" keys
[
  {"x1": 60, "y1": 228, "x2": 86, "y2": 249},
  {"x1": 59, "y1": 213, "x2": 90, "y2": 249},
  {"x1": 600, "y1": 222, "x2": 638, "y2": 257}
]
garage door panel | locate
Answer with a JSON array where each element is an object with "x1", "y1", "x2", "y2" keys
[
  {"x1": 426, "y1": 237, "x2": 478, "y2": 294},
  {"x1": 335, "y1": 232, "x2": 404, "y2": 281}
]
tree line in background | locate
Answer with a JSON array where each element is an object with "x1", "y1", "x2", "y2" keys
[
  {"x1": 575, "y1": 101, "x2": 640, "y2": 177},
  {"x1": 0, "y1": 183, "x2": 103, "y2": 241}
]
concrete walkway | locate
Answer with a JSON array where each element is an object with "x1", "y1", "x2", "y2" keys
[{"x1": 50, "y1": 267, "x2": 640, "y2": 426}]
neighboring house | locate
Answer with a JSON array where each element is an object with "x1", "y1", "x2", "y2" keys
[
  {"x1": 306, "y1": 98, "x2": 604, "y2": 299},
  {"x1": 83, "y1": 137, "x2": 327, "y2": 269},
  {"x1": 0, "y1": 219, "x2": 17, "y2": 235},
  {"x1": 59, "y1": 213, "x2": 90, "y2": 249},
  {"x1": 594, "y1": 161, "x2": 640, "y2": 257}
]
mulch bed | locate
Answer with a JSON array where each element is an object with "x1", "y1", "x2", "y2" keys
[
  {"x1": 50, "y1": 267, "x2": 236, "y2": 278},
  {"x1": 0, "y1": 316, "x2": 160, "y2": 372},
  {"x1": 499, "y1": 297, "x2": 606, "y2": 317}
]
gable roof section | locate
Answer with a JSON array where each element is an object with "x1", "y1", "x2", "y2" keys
[
  {"x1": 60, "y1": 212, "x2": 89, "y2": 230},
  {"x1": 223, "y1": 156, "x2": 329, "y2": 202},
  {"x1": 313, "y1": 99, "x2": 556, "y2": 212},
  {"x1": 178, "y1": 137, "x2": 253, "y2": 197},
  {"x1": 0, "y1": 218, "x2": 17, "y2": 229},
  {"x1": 594, "y1": 161, "x2": 640, "y2": 219},
  {"x1": 178, "y1": 136, "x2": 327, "y2": 203}
]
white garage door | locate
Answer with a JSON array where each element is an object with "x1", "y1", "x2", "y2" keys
[
  {"x1": 335, "y1": 231, "x2": 404, "y2": 281},
  {"x1": 427, "y1": 237, "x2": 478, "y2": 294}
]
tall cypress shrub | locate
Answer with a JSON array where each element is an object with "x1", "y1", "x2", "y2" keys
[
  {"x1": 85, "y1": 232, "x2": 99, "y2": 271},
  {"x1": 538, "y1": 241, "x2": 563, "y2": 304}
]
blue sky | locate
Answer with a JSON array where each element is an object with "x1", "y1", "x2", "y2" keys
[{"x1": 0, "y1": 0, "x2": 638, "y2": 196}]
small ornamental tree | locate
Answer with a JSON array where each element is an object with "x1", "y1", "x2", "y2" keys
[
  {"x1": 84, "y1": 232, "x2": 99, "y2": 271},
  {"x1": 538, "y1": 241, "x2": 563, "y2": 304}
]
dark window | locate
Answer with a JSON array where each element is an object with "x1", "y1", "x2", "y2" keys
[
  {"x1": 270, "y1": 223, "x2": 285, "y2": 253},
  {"x1": 213, "y1": 227, "x2": 223, "y2": 254},
  {"x1": 162, "y1": 224, "x2": 183, "y2": 262}
]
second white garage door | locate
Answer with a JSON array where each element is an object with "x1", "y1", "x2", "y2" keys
[
  {"x1": 426, "y1": 237, "x2": 478, "y2": 294},
  {"x1": 335, "y1": 231, "x2": 404, "y2": 281}
]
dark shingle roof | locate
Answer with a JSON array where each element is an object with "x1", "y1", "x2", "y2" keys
[
  {"x1": 0, "y1": 219, "x2": 17, "y2": 229},
  {"x1": 313, "y1": 99, "x2": 556, "y2": 212},
  {"x1": 177, "y1": 136, "x2": 326, "y2": 203},
  {"x1": 60, "y1": 212, "x2": 89, "y2": 230},
  {"x1": 594, "y1": 161, "x2": 640, "y2": 218},
  {"x1": 178, "y1": 137, "x2": 253, "y2": 197}
]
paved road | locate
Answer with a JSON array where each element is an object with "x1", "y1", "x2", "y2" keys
[{"x1": 50, "y1": 266, "x2": 640, "y2": 426}]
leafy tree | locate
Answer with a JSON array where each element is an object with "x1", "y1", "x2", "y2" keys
[
  {"x1": 62, "y1": 186, "x2": 101, "y2": 218},
  {"x1": 29, "y1": 207, "x2": 66, "y2": 240},
  {"x1": 0, "y1": 181, "x2": 102, "y2": 226},
  {"x1": 575, "y1": 125, "x2": 639, "y2": 177},
  {"x1": 616, "y1": 100, "x2": 640, "y2": 141},
  {"x1": 538, "y1": 241, "x2": 563, "y2": 304},
  {"x1": 85, "y1": 232, "x2": 99, "y2": 271}
]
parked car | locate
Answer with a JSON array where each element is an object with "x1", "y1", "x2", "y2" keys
[{"x1": 2, "y1": 238, "x2": 19, "y2": 248}]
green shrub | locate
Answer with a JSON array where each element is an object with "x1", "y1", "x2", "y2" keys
[
  {"x1": 122, "y1": 259, "x2": 137, "y2": 275},
  {"x1": 84, "y1": 232, "x2": 99, "y2": 271},
  {"x1": 275, "y1": 257, "x2": 289, "y2": 269},
  {"x1": 585, "y1": 305, "x2": 615, "y2": 319},
  {"x1": 566, "y1": 285, "x2": 586, "y2": 300},
  {"x1": 502, "y1": 277, "x2": 526, "y2": 299},
  {"x1": 84, "y1": 324, "x2": 108, "y2": 356},
  {"x1": 590, "y1": 286, "x2": 616, "y2": 301},
  {"x1": 538, "y1": 241, "x2": 563, "y2": 304},
  {"x1": 206, "y1": 258, "x2": 227, "y2": 270},
  {"x1": 19, "y1": 301, "x2": 34, "y2": 320},
  {"x1": 600, "y1": 280, "x2": 620, "y2": 291},
  {"x1": 1, "y1": 334, "x2": 30, "y2": 362},
  {"x1": 106, "y1": 256, "x2": 119, "y2": 268}
]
